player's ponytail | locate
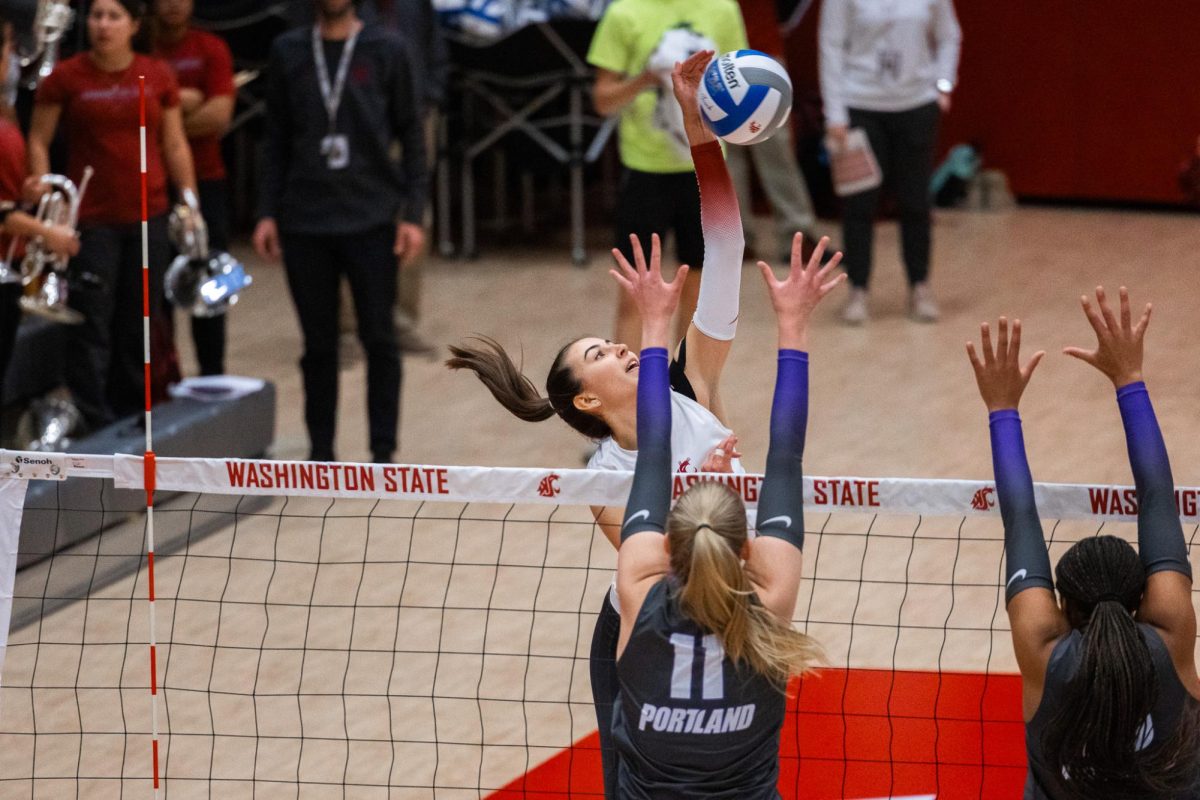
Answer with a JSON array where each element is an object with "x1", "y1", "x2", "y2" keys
[
  {"x1": 446, "y1": 336, "x2": 612, "y2": 440},
  {"x1": 669, "y1": 482, "x2": 821, "y2": 688},
  {"x1": 1044, "y1": 535, "x2": 1200, "y2": 798}
]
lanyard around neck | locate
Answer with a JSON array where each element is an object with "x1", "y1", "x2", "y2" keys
[{"x1": 311, "y1": 22, "x2": 362, "y2": 134}]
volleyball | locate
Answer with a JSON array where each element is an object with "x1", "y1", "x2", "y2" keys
[{"x1": 697, "y1": 49, "x2": 793, "y2": 145}]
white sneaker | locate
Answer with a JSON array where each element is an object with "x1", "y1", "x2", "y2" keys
[
  {"x1": 841, "y1": 288, "x2": 869, "y2": 325},
  {"x1": 909, "y1": 282, "x2": 940, "y2": 322}
]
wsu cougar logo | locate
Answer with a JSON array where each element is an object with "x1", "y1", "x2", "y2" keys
[
  {"x1": 538, "y1": 473, "x2": 561, "y2": 498},
  {"x1": 971, "y1": 486, "x2": 995, "y2": 511}
]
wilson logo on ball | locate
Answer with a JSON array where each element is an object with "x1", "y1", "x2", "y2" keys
[{"x1": 697, "y1": 49, "x2": 793, "y2": 146}]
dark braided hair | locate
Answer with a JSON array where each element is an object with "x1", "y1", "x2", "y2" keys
[
  {"x1": 1043, "y1": 535, "x2": 1200, "y2": 798},
  {"x1": 446, "y1": 336, "x2": 611, "y2": 440}
]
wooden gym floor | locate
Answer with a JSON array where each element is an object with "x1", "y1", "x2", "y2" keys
[{"x1": 3, "y1": 205, "x2": 1200, "y2": 798}]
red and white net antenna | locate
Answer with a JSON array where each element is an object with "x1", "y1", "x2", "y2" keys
[{"x1": 138, "y1": 75, "x2": 162, "y2": 798}]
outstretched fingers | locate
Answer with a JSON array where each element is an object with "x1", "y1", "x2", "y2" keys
[
  {"x1": 965, "y1": 340, "x2": 985, "y2": 373},
  {"x1": 757, "y1": 260, "x2": 780, "y2": 290},
  {"x1": 980, "y1": 322, "x2": 995, "y2": 367},
  {"x1": 1095, "y1": 286, "x2": 1120, "y2": 333},
  {"x1": 1135, "y1": 301, "x2": 1153, "y2": 337},
  {"x1": 1008, "y1": 318, "x2": 1023, "y2": 364},
  {"x1": 1022, "y1": 349, "x2": 1046, "y2": 382},
  {"x1": 1061, "y1": 344, "x2": 1097, "y2": 366},
  {"x1": 788, "y1": 232, "x2": 805, "y2": 273},
  {"x1": 650, "y1": 233, "x2": 666, "y2": 281},
  {"x1": 818, "y1": 271, "x2": 847, "y2": 297},
  {"x1": 608, "y1": 247, "x2": 637, "y2": 293},
  {"x1": 627, "y1": 233, "x2": 648, "y2": 274},
  {"x1": 1119, "y1": 286, "x2": 1133, "y2": 333},
  {"x1": 1079, "y1": 293, "x2": 1109, "y2": 340},
  {"x1": 967, "y1": 317, "x2": 1043, "y2": 410},
  {"x1": 804, "y1": 235, "x2": 830, "y2": 274},
  {"x1": 815, "y1": 249, "x2": 844, "y2": 285}
]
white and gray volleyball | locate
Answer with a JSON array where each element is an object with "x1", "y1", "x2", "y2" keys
[{"x1": 697, "y1": 50, "x2": 793, "y2": 145}]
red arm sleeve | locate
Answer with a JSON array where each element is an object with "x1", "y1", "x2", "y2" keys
[{"x1": 690, "y1": 140, "x2": 745, "y2": 341}]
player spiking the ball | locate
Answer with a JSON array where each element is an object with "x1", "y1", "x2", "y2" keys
[{"x1": 448, "y1": 49, "x2": 843, "y2": 796}]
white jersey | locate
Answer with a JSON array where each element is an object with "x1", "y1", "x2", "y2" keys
[
  {"x1": 589, "y1": 391, "x2": 748, "y2": 613},
  {"x1": 588, "y1": 391, "x2": 744, "y2": 476}
]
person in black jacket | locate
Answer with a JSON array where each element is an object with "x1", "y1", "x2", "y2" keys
[{"x1": 253, "y1": 0, "x2": 427, "y2": 463}]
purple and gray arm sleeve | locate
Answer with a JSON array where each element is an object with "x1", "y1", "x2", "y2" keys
[
  {"x1": 621, "y1": 347, "x2": 672, "y2": 542},
  {"x1": 990, "y1": 410, "x2": 1055, "y2": 603},
  {"x1": 756, "y1": 350, "x2": 808, "y2": 551},
  {"x1": 1118, "y1": 381, "x2": 1192, "y2": 579}
]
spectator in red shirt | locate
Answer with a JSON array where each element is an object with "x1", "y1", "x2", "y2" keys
[
  {"x1": 153, "y1": 0, "x2": 236, "y2": 376},
  {"x1": 26, "y1": 0, "x2": 198, "y2": 432},
  {"x1": 0, "y1": 19, "x2": 80, "y2": 398}
]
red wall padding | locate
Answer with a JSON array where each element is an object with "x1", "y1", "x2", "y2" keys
[{"x1": 784, "y1": 1, "x2": 1200, "y2": 204}]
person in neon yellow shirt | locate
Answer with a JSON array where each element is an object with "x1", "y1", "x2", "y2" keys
[{"x1": 589, "y1": 0, "x2": 747, "y2": 349}]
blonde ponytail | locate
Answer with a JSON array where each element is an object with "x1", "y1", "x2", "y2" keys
[{"x1": 669, "y1": 482, "x2": 822, "y2": 688}]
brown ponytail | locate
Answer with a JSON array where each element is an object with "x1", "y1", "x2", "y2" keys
[
  {"x1": 669, "y1": 482, "x2": 822, "y2": 688},
  {"x1": 446, "y1": 336, "x2": 612, "y2": 440}
]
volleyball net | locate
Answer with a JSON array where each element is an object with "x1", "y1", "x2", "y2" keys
[{"x1": 1, "y1": 451, "x2": 1198, "y2": 799}]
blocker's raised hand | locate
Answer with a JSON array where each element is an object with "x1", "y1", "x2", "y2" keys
[
  {"x1": 966, "y1": 317, "x2": 1044, "y2": 412},
  {"x1": 1062, "y1": 286, "x2": 1151, "y2": 389},
  {"x1": 757, "y1": 233, "x2": 845, "y2": 348},
  {"x1": 610, "y1": 233, "x2": 689, "y2": 338}
]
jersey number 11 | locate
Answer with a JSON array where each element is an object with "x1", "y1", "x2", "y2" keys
[{"x1": 669, "y1": 633, "x2": 725, "y2": 700}]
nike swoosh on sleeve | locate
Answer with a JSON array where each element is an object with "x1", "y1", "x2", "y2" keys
[
  {"x1": 623, "y1": 509, "x2": 651, "y2": 528},
  {"x1": 1005, "y1": 569, "x2": 1028, "y2": 589},
  {"x1": 759, "y1": 515, "x2": 792, "y2": 529}
]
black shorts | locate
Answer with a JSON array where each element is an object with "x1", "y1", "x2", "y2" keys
[{"x1": 613, "y1": 168, "x2": 705, "y2": 270}]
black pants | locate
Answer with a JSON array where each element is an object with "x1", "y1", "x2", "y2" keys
[
  {"x1": 842, "y1": 102, "x2": 940, "y2": 289},
  {"x1": 280, "y1": 225, "x2": 400, "y2": 462},
  {"x1": 67, "y1": 215, "x2": 170, "y2": 430},
  {"x1": 613, "y1": 168, "x2": 704, "y2": 270},
  {"x1": 185, "y1": 179, "x2": 230, "y2": 376},
  {"x1": 590, "y1": 591, "x2": 621, "y2": 799}
]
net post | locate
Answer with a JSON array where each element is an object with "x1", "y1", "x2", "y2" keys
[{"x1": 138, "y1": 74, "x2": 161, "y2": 799}]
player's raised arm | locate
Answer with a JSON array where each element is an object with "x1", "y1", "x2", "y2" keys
[
  {"x1": 747, "y1": 235, "x2": 844, "y2": 619},
  {"x1": 672, "y1": 51, "x2": 742, "y2": 419},
  {"x1": 1064, "y1": 287, "x2": 1196, "y2": 657},
  {"x1": 966, "y1": 317, "x2": 1065, "y2": 718},
  {"x1": 609, "y1": 234, "x2": 686, "y2": 637}
]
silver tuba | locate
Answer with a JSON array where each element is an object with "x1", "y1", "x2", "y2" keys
[
  {"x1": 13, "y1": 166, "x2": 91, "y2": 324},
  {"x1": 166, "y1": 192, "x2": 252, "y2": 318},
  {"x1": 16, "y1": 0, "x2": 75, "y2": 90}
]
